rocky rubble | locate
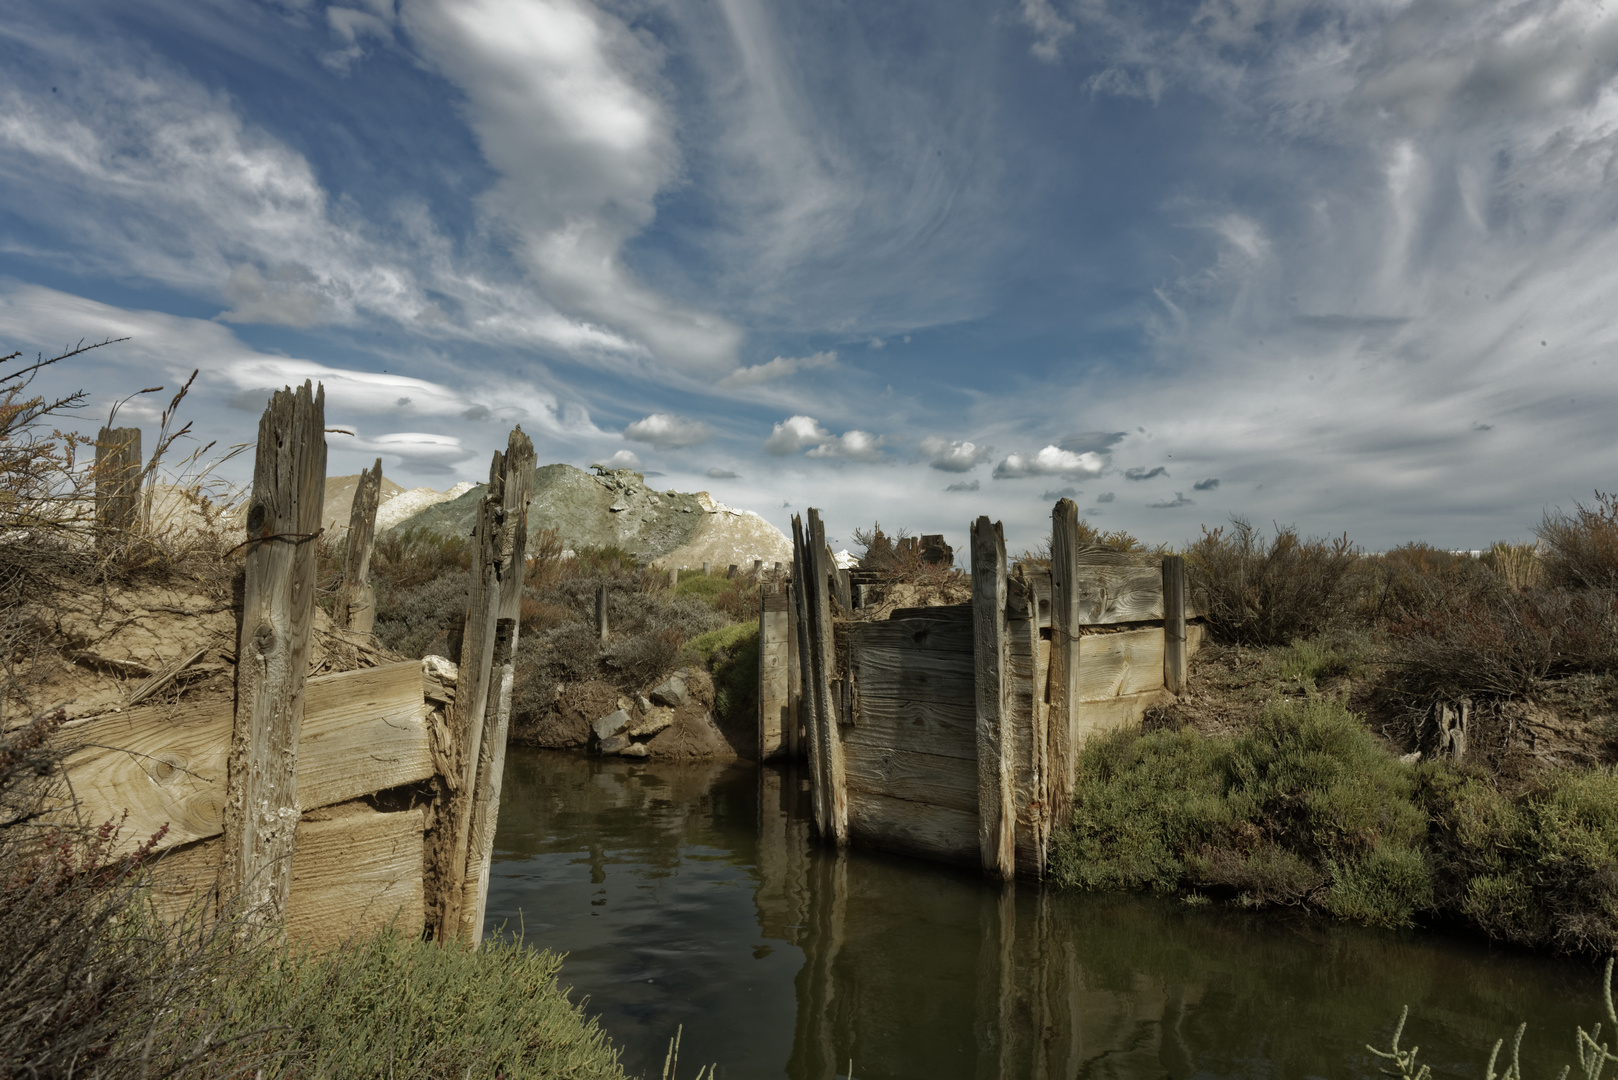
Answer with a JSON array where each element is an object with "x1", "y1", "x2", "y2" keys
[{"x1": 585, "y1": 667, "x2": 736, "y2": 761}]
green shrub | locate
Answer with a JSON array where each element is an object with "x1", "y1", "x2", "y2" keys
[
  {"x1": 1276, "y1": 632, "x2": 1375, "y2": 686},
  {"x1": 1054, "y1": 698, "x2": 1432, "y2": 927}
]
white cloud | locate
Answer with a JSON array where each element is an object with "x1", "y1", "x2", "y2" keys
[
  {"x1": 993, "y1": 446, "x2": 1106, "y2": 479},
  {"x1": 718, "y1": 350, "x2": 837, "y2": 388},
  {"x1": 592, "y1": 448, "x2": 642, "y2": 470},
  {"x1": 763, "y1": 414, "x2": 833, "y2": 455},
  {"x1": 806, "y1": 429, "x2": 885, "y2": 462},
  {"x1": 351, "y1": 431, "x2": 474, "y2": 471},
  {"x1": 623, "y1": 413, "x2": 713, "y2": 449},
  {"x1": 1019, "y1": 0, "x2": 1076, "y2": 62},
  {"x1": 919, "y1": 436, "x2": 992, "y2": 473}
]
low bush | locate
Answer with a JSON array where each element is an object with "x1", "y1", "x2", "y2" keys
[
  {"x1": 1539, "y1": 491, "x2": 1618, "y2": 591},
  {"x1": 1186, "y1": 518, "x2": 1360, "y2": 646},
  {"x1": 683, "y1": 622, "x2": 760, "y2": 724}
]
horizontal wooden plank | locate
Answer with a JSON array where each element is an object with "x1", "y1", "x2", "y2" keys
[
  {"x1": 884, "y1": 603, "x2": 973, "y2": 624},
  {"x1": 847, "y1": 788, "x2": 978, "y2": 867},
  {"x1": 58, "y1": 660, "x2": 430, "y2": 857},
  {"x1": 1073, "y1": 564, "x2": 1165, "y2": 625},
  {"x1": 1075, "y1": 627, "x2": 1164, "y2": 702},
  {"x1": 843, "y1": 742, "x2": 978, "y2": 814},
  {"x1": 1074, "y1": 689, "x2": 1163, "y2": 743},
  {"x1": 288, "y1": 804, "x2": 426, "y2": 951},
  {"x1": 1187, "y1": 621, "x2": 1206, "y2": 657},
  {"x1": 1074, "y1": 548, "x2": 1162, "y2": 567},
  {"x1": 849, "y1": 636, "x2": 975, "y2": 706},
  {"x1": 843, "y1": 695, "x2": 975, "y2": 759}
]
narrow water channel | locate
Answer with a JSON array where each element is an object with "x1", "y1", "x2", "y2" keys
[{"x1": 484, "y1": 749, "x2": 1595, "y2": 1080}]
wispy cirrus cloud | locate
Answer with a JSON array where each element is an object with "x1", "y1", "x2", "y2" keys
[{"x1": 719, "y1": 350, "x2": 837, "y2": 388}]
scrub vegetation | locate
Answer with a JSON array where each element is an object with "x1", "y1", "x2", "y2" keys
[{"x1": 1054, "y1": 500, "x2": 1618, "y2": 955}]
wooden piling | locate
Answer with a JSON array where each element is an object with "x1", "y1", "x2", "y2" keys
[
  {"x1": 971, "y1": 517, "x2": 1015, "y2": 880},
  {"x1": 1047, "y1": 499, "x2": 1082, "y2": 834},
  {"x1": 334, "y1": 458, "x2": 382, "y2": 635},
  {"x1": 809, "y1": 511, "x2": 848, "y2": 843},
  {"x1": 459, "y1": 428, "x2": 535, "y2": 943},
  {"x1": 787, "y1": 582, "x2": 802, "y2": 760},
  {"x1": 596, "y1": 582, "x2": 609, "y2": 642},
  {"x1": 759, "y1": 589, "x2": 794, "y2": 760},
  {"x1": 669, "y1": 566, "x2": 679, "y2": 588},
  {"x1": 1162, "y1": 554, "x2": 1187, "y2": 697},
  {"x1": 834, "y1": 566, "x2": 853, "y2": 614},
  {"x1": 94, "y1": 426, "x2": 141, "y2": 546},
  {"x1": 223, "y1": 382, "x2": 326, "y2": 928},
  {"x1": 727, "y1": 563, "x2": 738, "y2": 579},
  {"x1": 790, "y1": 516, "x2": 828, "y2": 835}
]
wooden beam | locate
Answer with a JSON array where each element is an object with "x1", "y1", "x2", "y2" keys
[
  {"x1": 1007, "y1": 569, "x2": 1047, "y2": 878},
  {"x1": 224, "y1": 381, "x2": 325, "y2": 928},
  {"x1": 806, "y1": 510, "x2": 848, "y2": 844},
  {"x1": 1047, "y1": 498, "x2": 1081, "y2": 837},
  {"x1": 94, "y1": 426, "x2": 142, "y2": 546},
  {"x1": 758, "y1": 591, "x2": 793, "y2": 760},
  {"x1": 334, "y1": 458, "x2": 382, "y2": 634},
  {"x1": 459, "y1": 427, "x2": 534, "y2": 944},
  {"x1": 790, "y1": 516, "x2": 826, "y2": 832},
  {"x1": 971, "y1": 516, "x2": 1015, "y2": 879},
  {"x1": 1163, "y1": 554, "x2": 1187, "y2": 696},
  {"x1": 786, "y1": 582, "x2": 801, "y2": 761}
]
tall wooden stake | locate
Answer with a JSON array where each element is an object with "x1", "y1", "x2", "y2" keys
[
  {"x1": 224, "y1": 382, "x2": 326, "y2": 928},
  {"x1": 94, "y1": 426, "x2": 141, "y2": 548},
  {"x1": 1163, "y1": 554, "x2": 1188, "y2": 697},
  {"x1": 1047, "y1": 498, "x2": 1082, "y2": 837},
  {"x1": 972, "y1": 516, "x2": 1015, "y2": 879},
  {"x1": 459, "y1": 428, "x2": 535, "y2": 944},
  {"x1": 807, "y1": 510, "x2": 848, "y2": 844},
  {"x1": 596, "y1": 582, "x2": 609, "y2": 642},
  {"x1": 790, "y1": 515, "x2": 828, "y2": 837},
  {"x1": 334, "y1": 458, "x2": 382, "y2": 634}
]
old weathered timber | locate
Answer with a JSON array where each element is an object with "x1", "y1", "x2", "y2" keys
[
  {"x1": 1074, "y1": 627, "x2": 1166, "y2": 701},
  {"x1": 430, "y1": 448, "x2": 508, "y2": 941},
  {"x1": 596, "y1": 581, "x2": 609, "y2": 642},
  {"x1": 224, "y1": 382, "x2": 326, "y2": 927},
  {"x1": 459, "y1": 428, "x2": 534, "y2": 944},
  {"x1": 94, "y1": 426, "x2": 141, "y2": 545},
  {"x1": 1007, "y1": 568, "x2": 1048, "y2": 878},
  {"x1": 1162, "y1": 554, "x2": 1187, "y2": 696},
  {"x1": 786, "y1": 582, "x2": 802, "y2": 760},
  {"x1": 808, "y1": 511, "x2": 848, "y2": 843},
  {"x1": 758, "y1": 590, "x2": 794, "y2": 760},
  {"x1": 790, "y1": 516, "x2": 827, "y2": 832},
  {"x1": 1047, "y1": 499, "x2": 1082, "y2": 831},
  {"x1": 334, "y1": 458, "x2": 382, "y2": 634},
  {"x1": 971, "y1": 516, "x2": 1014, "y2": 879}
]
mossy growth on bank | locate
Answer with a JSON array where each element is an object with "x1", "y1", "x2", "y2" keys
[
  {"x1": 1052, "y1": 696, "x2": 1618, "y2": 953},
  {"x1": 683, "y1": 621, "x2": 760, "y2": 726}
]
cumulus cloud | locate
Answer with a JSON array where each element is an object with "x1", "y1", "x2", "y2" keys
[
  {"x1": 1040, "y1": 487, "x2": 1079, "y2": 500},
  {"x1": 1094, "y1": 492, "x2": 1115, "y2": 504},
  {"x1": 592, "y1": 449, "x2": 642, "y2": 470},
  {"x1": 919, "y1": 436, "x2": 992, "y2": 473},
  {"x1": 623, "y1": 412, "x2": 713, "y2": 449},
  {"x1": 1059, "y1": 431, "x2": 1128, "y2": 455},
  {"x1": 719, "y1": 350, "x2": 837, "y2": 388},
  {"x1": 763, "y1": 415, "x2": 833, "y2": 455},
  {"x1": 993, "y1": 446, "x2": 1105, "y2": 479},
  {"x1": 1148, "y1": 492, "x2": 1193, "y2": 509},
  {"x1": 807, "y1": 430, "x2": 885, "y2": 462},
  {"x1": 1193, "y1": 478, "x2": 1220, "y2": 491},
  {"x1": 946, "y1": 479, "x2": 980, "y2": 493},
  {"x1": 1125, "y1": 466, "x2": 1169, "y2": 481},
  {"x1": 705, "y1": 467, "x2": 740, "y2": 479}
]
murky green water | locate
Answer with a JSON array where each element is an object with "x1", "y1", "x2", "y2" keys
[{"x1": 485, "y1": 749, "x2": 1596, "y2": 1080}]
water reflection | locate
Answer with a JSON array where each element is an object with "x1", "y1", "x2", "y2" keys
[{"x1": 486, "y1": 750, "x2": 1593, "y2": 1080}]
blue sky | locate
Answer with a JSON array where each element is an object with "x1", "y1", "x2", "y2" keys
[{"x1": 3, "y1": 0, "x2": 1616, "y2": 555}]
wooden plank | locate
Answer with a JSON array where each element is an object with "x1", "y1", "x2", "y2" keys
[
  {"x1": 1075, "y1": 627, "x2": 1165, "y2": 701},
  {"x1": 1162, "y1": 555, "x2": 1187, "y2": 696},
  {"x1": 225, "y1": 380, "x2": 326, "y2": 927},
  {"x1": 842, "y1": 742, "x2": 978, "y2": 814},
  {"x1": 59, "y1": 660, "x2": 431, "y2": 857},
  {"x1": 841, "y1": 696, "x2": 976, "y2": 760},
  {"x1": 1188, "y1": 621, "x2": 1206, "y2": 657},
  {"x1": 808, "y1": 513, "x2": 848, "y2": 843},
  {"x1": 759, "y1": 592, "x2": 793, "y2": 760},
  {"x1": 289, "y1": 804, "x2": 425, "y2": 952},
  {"x1": 972, "y1": 516, "x2": 1014, "y2": 879},
  {"x1": 791, "y1": 517, "x2": 826, "y2": 832},
  {"x1": 334, "y1": 458, "x2": 382, "y2": 634},
  {"x1": 1074, "y1": 689, "x2": 1162, "y2": 741},
  {"x1": 1072, "y1": 564, "x2": 1165, "y2": 625},
  {"x1": 1048, "y1": 499, "x2": 1081, "y2": 838},
  {"x1": 1073, "y1": 548, "x2": 1161, "y2": 567},
  {"x1": 848, "y1": 618, "x2": 974, "y2": 706},
  {"x1": 460, "y1": 427, "x2": 535, "y2": 945},
  {"x1": 846, "y1": 789, "x2": 978, "y2": 867},
  {"x1": 1028, "y1": 571, "x2": 1052, "y2": 630},
  {"x1": 787, "y1": 583, "x2": 802, "y2": 760},
  {"x1": 1007, "y1": 579, "x2": 1046, "y2": 878}
]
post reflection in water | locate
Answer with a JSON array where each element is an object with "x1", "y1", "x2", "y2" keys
[{"x1": 486, "y1": 750, "x2": 1590, "y2": 1080}]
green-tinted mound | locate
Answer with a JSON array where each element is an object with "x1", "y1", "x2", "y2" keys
[
  {"x1": 1052, "y1": 697, "x2": 1432, "y2": 928},
  {"x1": 684, "y1": 621, "x2": 759, "y2": 726}
]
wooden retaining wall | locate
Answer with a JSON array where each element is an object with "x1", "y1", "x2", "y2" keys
[{"x1": 761, "y1": 500, "x2": 1205, "y2": 877}]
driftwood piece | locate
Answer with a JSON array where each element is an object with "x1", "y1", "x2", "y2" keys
[
  {"x1": 224, "y1": 382, "x2": 325, "y2": 927},
  {"x1": 972, "y1": 516, "x2": 1014, "y2": 879},
  {"x1": 334, "y1": 458, "x2": 382, "y2": 634}
]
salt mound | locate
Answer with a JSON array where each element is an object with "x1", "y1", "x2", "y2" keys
[{"x1": 376, "y1": 481, "x2": 476, "y2": 532}]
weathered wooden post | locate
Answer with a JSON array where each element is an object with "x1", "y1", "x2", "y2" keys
[
  {"x1": 1162, "y1": 554, "x2": 1188, "y2": 697},
  {"x1": 1047, "y1": 498, "x2": 1082, "y2": 835},
  {"x1": 808, "y1": 510, "x2": 848, "y2": 843},
  {"x1": 790, "y1": 516, "x2": 827, "y2": 834},
  {"x1": 972, "y1": 516, "x2": 1015, "y2": 879},
  {"x1": 459, "y1": 428, "x2": 535, "y2": 944},
  {"x1": 333, "y1": 458, "x2": 382, "y2": 634},
  {"x1": 753, "y1": 558, "x2": 762, "y2": 576},
  {"x1": 758, "y1": 589, "x2": 794, "y2": 760},
  {"x1": 223, "y1": 382, "x2": 326, "y2": 929},
  {"x1": 834, "y1": 565, "x2": 853, "y2": 614},
  {"x1": 727, "y1": 563, "x2": 738, "y2": 579},
  {"x1": 702, "y1": 561, "x2": 710, "y2": 575},
  {"x1": 668, "y1": 566, "x2": 679, "y2": 588},
  {"x1": 596, "y1": 582, "x2": 609, "y2": 642},
  {"x1": 94, "y1": 426, "x2": 141, "y2": 547},
  {"x1": 786, "y1": 581, "x2": 802, "y2": 760}
]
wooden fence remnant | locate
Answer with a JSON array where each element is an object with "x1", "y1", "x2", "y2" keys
[
  {"x1": 1162, "y1": 554, "x2": 1187, "y2": 696},
  {"x1": 792, "y1": 511, "x2": 847, "y2": 843},
  {"x1": 596, "y1": 582, "x2": 609, "y2": 642},
  {"x1": 94, "y1": 425, "x2": 141, "y2": 545},
  {"x1": 459, "y1": 428, "x2": 534, "y2": 944},
  {"x1": 224, "y1": 381, "x2": 326, "y2": 929},
  {"x1": 334, "y1": 458, "x2": 382, "y2": 634},
  {"x1": 971, "y1": 517, "x2": 1015, "y2": 879},
  {"x1": 759, "y1": 588, "x2": 795, "y2": 760},
  {"x1": 1046, "y1": 498, "x2": 1082, "y2": 832}
]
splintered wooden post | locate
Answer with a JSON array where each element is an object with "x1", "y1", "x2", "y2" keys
[
  {"x1": 727, "y1": 563, "x2": 738, "y2": 579},
  {"x1": 1162, "y1": 554, "x2": 1188, "y2": 697},
  {"x1": 669, "y1": 567, "x2": 679, "y2": 588},
  {"x1": 835, "y1": 567, "x2": 853, "y2": 614},
  {"x1": 786, "y1": 581, "x2": 802, "y2": 760},
  {"x1": 702, "y1": 561, "x2": 710, "y2": 575},
  {"x1": 807, "y1": 510, "x2": 848, "y2": 844},
  {"x1": 224, "y1": 382, "x2": 326, "y2": 928},
  {"x1": 972, "y1": 516, "x2": 1015, "y2": 879},
  {"x1": 753, "y1": 559, "x2": 762, "y2": 575},
  {"x1": 460, "y1": 427, "x2": 535, "y2": 944},
  {"x1": 1047, "y1": 499, "x2": 1082, "y2": 834},
  {"x1": 596, "y1": 582, "x2": 609, "y2": 642},
  {"x1": 431, "y1": 450, "x2": 506, "y2": 941},
  {"x1": 94, "y1": 426, "x2": 141, "y2": 546},
  {"x1": 790, "y1": 516, "x2": 828, "y2": 835},
  {"x1": 334, "y1": 458, "x2": 382, "y2": 634},
  {"x1": 758, "y1": 589, "x2": 793, "y2": 760}
]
